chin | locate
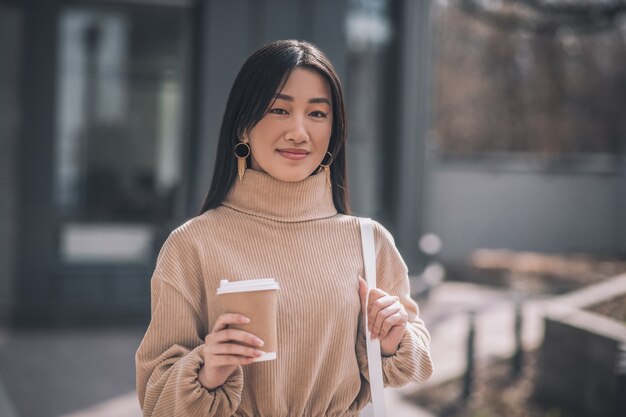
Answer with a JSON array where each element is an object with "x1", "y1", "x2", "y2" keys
[{"x1": 268, "y1": 168, "x2": 314, "y2": 183}]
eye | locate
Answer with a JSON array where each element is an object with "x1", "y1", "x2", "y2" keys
[
  {"x1": 269, "y1": 108, "x2": 288, "y2": 115},
  {"x1": 310, "y1": 111, "x2": 328, "y2": 118}
]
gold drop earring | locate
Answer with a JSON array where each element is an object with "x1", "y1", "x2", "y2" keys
[
  {"x1": 234, "y1": 139, "x2": 251, "y2": 182},
  {"x1": 317, "y1": 151, "x2": 333, "y2": 190}
]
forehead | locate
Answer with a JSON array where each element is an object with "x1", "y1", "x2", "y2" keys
[{"x1": 279, "y1": 67, "x2": 332, "y2": 100}]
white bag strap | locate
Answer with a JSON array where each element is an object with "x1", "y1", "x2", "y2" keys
[{"x1": 358, "y1": 218, "x2": 386, "y2": 417}]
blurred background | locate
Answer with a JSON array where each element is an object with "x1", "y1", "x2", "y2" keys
[{"x1": 0, "y1": 0, "x2": 625, "y2": 416}]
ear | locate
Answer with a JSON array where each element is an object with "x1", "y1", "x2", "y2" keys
[{"x1": 241, "y1": 128, "x2": 251, "y2": 144}]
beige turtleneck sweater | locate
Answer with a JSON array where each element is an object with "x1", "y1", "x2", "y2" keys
[{"x1": 135, "y1": 169, "x2": 433, "y2": 417}]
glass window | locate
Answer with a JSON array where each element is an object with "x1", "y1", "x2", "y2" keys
[{"x1": 54, "y1": 4, "x2": 190, "y2": 263}]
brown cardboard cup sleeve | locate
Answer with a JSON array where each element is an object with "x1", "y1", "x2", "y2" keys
[{"x1": 217, "y1": 278, "x2": 279, "y2": 362}]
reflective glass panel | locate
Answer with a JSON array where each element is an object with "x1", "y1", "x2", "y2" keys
[{"x1": 55, "y1": 4, "x2": 190, "y2": 262}]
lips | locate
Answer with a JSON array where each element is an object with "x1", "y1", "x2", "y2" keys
[
  {"x1": 277, "y1": 148, "x2": 310, "y2": 154},
  {"x1": 277, "y1": 148, "x2": 310, "y2": 161}
]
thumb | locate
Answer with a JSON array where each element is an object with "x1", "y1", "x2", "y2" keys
[{"x1": 358, "y1": 276, "x2": 368, "y2": 309}]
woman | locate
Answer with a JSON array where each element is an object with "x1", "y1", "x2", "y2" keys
[{"x1": 136, "y1": 39, "x2": 433, "y2": 417}]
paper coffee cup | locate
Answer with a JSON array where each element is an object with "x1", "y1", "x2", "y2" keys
[{"x1": 217, "y1": 278, "x2": 279, "y2": 362}]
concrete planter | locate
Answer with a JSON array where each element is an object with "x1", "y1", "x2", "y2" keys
[{"x1": 534, "y1": 274, "x2": 626, "y2": 417}]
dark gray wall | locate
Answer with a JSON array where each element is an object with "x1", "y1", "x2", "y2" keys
[
  {"x1": 190, "y1": 0, "x2": 347, "y2": 212},
  {"x1": 0, "y1": 6, "x2": 21, "y2": 323}
]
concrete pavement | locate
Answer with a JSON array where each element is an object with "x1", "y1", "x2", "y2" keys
[{"x1": 0, "y1": 328, "x2": 142, "y2": 417}]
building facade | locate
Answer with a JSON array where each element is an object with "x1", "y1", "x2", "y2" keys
[{"x1": 0, "y1": 0, "x2": 432, "y2": 326}]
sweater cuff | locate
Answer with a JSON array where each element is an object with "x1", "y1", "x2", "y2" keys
[
  {"x1": 381, "y1": 327, "x2": 433, "y2": 387},
  {"x1": 183, "y1": 345, "x2": 245, "y2": 415}
]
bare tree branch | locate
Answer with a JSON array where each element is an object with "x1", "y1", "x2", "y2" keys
[{"x1": 451, "y1": 0, "x2": 626, "y2": 35}]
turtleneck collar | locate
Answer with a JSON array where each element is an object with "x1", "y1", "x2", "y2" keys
[{"x1": 221, "y1": 169, "x2": 338, "y2": 222}]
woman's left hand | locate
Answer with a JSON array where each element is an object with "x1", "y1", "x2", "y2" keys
[{"x1": 358, "y1": 276, "x2": 408, "y2": 356}]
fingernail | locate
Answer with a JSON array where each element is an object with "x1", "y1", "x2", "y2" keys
[
  {"x1": 255, "y1": 338, "x2": 264, "y2": 346},
  {"x1": 255, "y1": 350, "x2": 265, "y2": 356},
  {"x1": 242, "y1": 316, "x2": 250, "y2": 323}
]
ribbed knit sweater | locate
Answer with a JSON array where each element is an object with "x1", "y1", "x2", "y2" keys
[{"x1": 135, "y1": 169, "x2": 433, "y2": 417}]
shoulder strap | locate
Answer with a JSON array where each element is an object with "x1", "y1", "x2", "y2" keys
[{"x1": 358, "y1": 218, "x2": 387, "y2": 417}]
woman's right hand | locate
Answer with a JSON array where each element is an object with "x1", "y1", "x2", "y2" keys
[{"x1": 198, "y1": 313, "x2": 265, "y2": 391}]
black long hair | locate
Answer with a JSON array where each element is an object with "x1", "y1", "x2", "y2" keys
[{"x1": 198, "y1": 39, "x2": 350, "y2": 215}]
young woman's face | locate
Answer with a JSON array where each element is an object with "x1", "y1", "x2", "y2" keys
[{"x1": 244, "y1": 67, "x2": 333, "y2": 182}]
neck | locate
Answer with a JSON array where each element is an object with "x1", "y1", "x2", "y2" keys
[{"x1": 221, "y1": 169, "x2": 337, "y2": 222}]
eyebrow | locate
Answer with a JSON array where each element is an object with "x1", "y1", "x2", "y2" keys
[{"x1": 274, "y1": 93, "x2": 331, "y2": 105}]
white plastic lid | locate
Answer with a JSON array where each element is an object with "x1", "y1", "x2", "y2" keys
[
  {"x1": 253, "y1": 351, "x2": 276, "y2": 362},
  {"x1": 216, "y1": 278, "x2": 279, "y2": 294}
]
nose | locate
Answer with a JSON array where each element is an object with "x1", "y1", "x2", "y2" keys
[{"x1": 286, "y1": 114, "x2": 309, "y2": 142}]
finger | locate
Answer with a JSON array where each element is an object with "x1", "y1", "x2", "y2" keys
[
  {"x1": 214, "y1": 329, "x2": 264, "y2": 347},
  {"x1": 204, "y1": 341, "x2": 263, "y2": 362},
  {"x1": 369, "y1": 295, "x2": 398, "y2": 333},
  {"x1": 366, "y1": 290, "x2": 387, "y2": 334},
  {"x1": 379, "y1": 311, "x2": 408, "y2": 340},
  {"x1": 371, "y1": 303, "x2": 402, "y2": 339},
  {"x1": 366, "y1": 289, "x2": 386, "y2": 320},
  {"x1": 211, "y1": 313, "x2": 250, "y2": 332},
  {"x1": 358, "y1": 276, "x2": 368, "y2": 313},
  {"x1": 371, "y1": 302, "x2": 402, "y2": 338},
  {"x1": 369, "y1": 294, "x2": 397, "y2": 322},
  {"x1": 202, "y1": 342, "x2": 260, "y2": 369},
  {"x1": 208, "y1": 354, "x2": 258, "y2": 367},
  {"x1": 211, "y1": 343, "x2": 265, "y2": 358}
]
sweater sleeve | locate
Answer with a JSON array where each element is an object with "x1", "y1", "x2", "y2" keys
[
  {"x1": 135, "y1": 228, "x2": 244, "y2": 417},
  {"x1": 355, "y1": 221, "x2": 434, "y2": 388}
]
